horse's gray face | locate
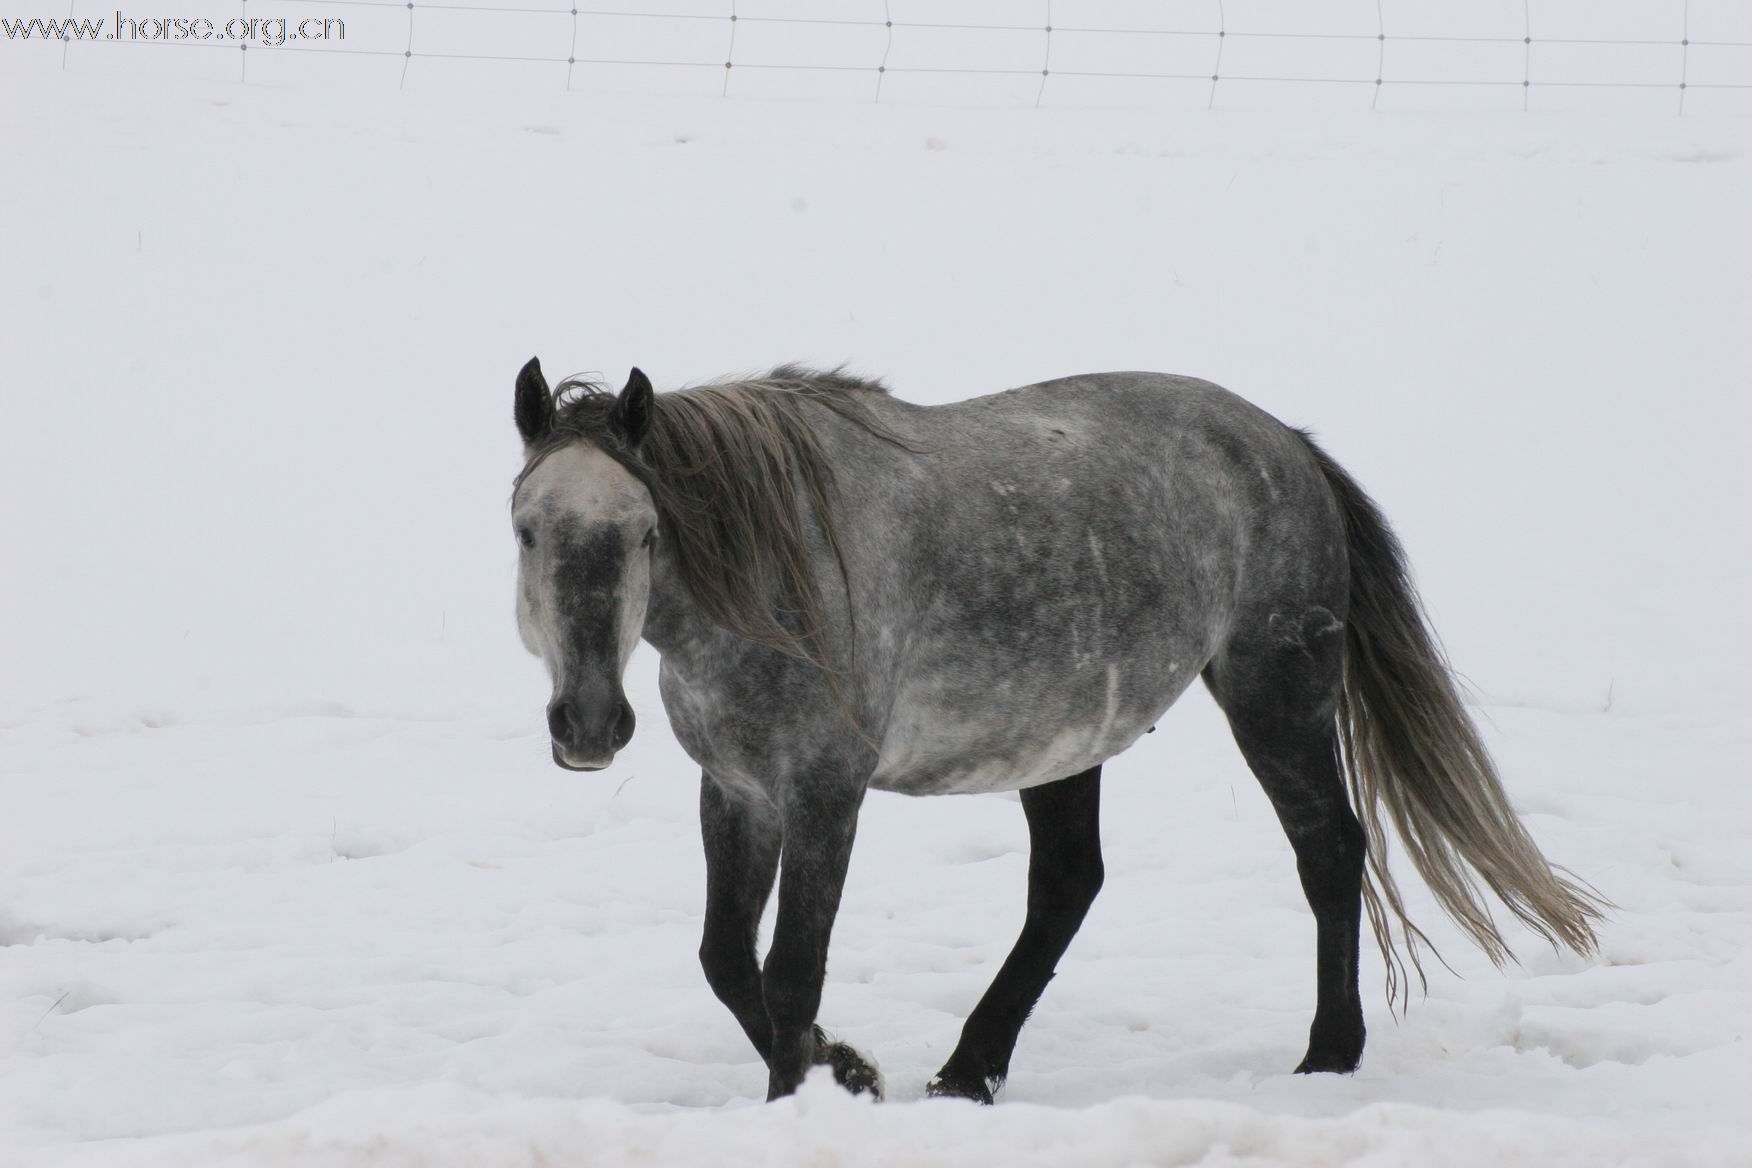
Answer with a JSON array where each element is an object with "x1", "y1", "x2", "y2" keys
[{"x1": 513, "y1": 443, "x2": 657, "y2": 772}]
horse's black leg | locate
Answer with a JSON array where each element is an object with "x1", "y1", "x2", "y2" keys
[
  {"x1": 1237, "y1": 724, "x2": 1367, "y2": 1073},
  {"x1": 698, "y1": 773, "x2": 782, "y2": 1063},
  {"x1": 762, "y1": 783, "x2": 871, "y2": 1100},
  {"x1": 701, "y1": 774, "x2": 883, "y2": 1099},
  {"x1": 1206, "y1": 632, "x2": 1367, "y2": 1074},
  {"x1": 928, "y1": 765, "x2": 1104, "y2": 1104}
]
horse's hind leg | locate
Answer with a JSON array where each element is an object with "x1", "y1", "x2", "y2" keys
[
  {"x1": 928, "y1": 765, "x2": 1104, "y2": 1104},
  {"x1": 1205, "y1": 614, "x2": 1367, "y2": 1073}
]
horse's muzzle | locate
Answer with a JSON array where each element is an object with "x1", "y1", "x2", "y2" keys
[{"x1": 547, "y1": 694, "x2": 635, "y2": 771}]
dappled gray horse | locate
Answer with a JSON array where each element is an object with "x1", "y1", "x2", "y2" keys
[{"x1": 508, "y1": 360, "x2": 1603, "y2": 1103}]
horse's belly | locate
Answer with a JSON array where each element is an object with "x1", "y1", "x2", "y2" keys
[
  {"x1": 867, "y1": 660, "x2": 1196, "y2": 796},
  {"x1": 867, "y1": 729, "x2": 1125, "y2": 795}
]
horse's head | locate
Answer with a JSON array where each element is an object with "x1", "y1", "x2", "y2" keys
[{"x1": 510, "y1": 357, "x2": 655, "y2": 772}]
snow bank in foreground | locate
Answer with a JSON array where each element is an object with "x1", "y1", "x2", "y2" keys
[{"x1": 39, "y1": 1077, "x2": 1752, "y2": 1168}]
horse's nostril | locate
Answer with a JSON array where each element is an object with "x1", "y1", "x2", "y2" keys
[
  {"x1": 547, "y1": 700, "x2": 574, "y2": 743},
  {"x1": 610, "y1": 700, "x2": 636, "y2": 751}
]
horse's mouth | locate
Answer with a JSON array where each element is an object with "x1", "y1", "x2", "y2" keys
[{"x1": 551, "y1": 744, "x2": 609, "y2": 772}]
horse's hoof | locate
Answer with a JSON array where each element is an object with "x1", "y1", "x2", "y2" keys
[
  {"x1": 925, "y1": 1070, "x2": 996, "y2": 1105},
  {"x1": 1295, "y1": 1021, "x2": 1364, "y2": 1074},
  {"x1": 1294, "y1": 1049, "x2": 1362, "y2": 1075},
  {"x1": 812, "y1": 1027, "x2": 884, "y2": 1099}
]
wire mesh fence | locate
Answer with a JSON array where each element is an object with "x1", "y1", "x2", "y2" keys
[{"x1": 6, "y1": 0, "x2": 1751, "y2": 112}]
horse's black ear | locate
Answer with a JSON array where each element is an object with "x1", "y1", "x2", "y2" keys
[
  {"x1": 514, "y1": 356, "x2": 554, "y2": 447},
  {"x1": 612, "y1": 367, "x2": 654, "y2": 447}
]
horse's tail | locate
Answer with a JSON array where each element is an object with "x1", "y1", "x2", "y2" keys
[{"x1": 1298, "y1": 432, "x2": 1606, "y2": 1005}]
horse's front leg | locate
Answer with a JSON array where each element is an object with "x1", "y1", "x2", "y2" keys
[
  {"x1": 698, "y1": 773, "x2": 782, "y2": 1064},
  {"x1": 762, "y1": 780, "x2": 877, "y2": 1100}
]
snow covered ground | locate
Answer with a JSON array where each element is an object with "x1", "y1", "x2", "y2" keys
[{"x1": 2, "y1": 72, "x2": 1750, "y2": 1166}]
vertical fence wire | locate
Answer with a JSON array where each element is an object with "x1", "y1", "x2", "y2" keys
[
  {"x1": 1371, "y1": 0, "x2": 1384, "y2": 111},
  {"x1": 1035, "y1": 0, "x2": 1051, "y2": 109},
  {"x1": 566, "y1": 2, "x2": 578, "y2": 92},
  {"x1": 1522, "y1": 0, "x2": 1533, "y2": 111},
  {"x1": 1208, "y1": 0, "x2": 1226, "y2": 109},
  {"x1": 1679, "y1": 0, "x2": 1690, "y2": 114},
  {"x1": 399, "y1": 0, "x2": 414, "y2": 89},
  {"x1": 721, "y1": 0, "x2": 734, "y2": 97},
  {"x1": 874, "y1": 0, "x2": 892, "y2": 103}
]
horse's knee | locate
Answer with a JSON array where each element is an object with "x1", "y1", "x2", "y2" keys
[
  {"x1": 699, "y1": 935, "x2": 754, "y2": 1002},
  {"x1": 697, "y1": 940, "x2": 723, "y2": 985}
]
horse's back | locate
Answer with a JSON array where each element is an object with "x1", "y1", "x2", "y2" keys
[
  {"x1": 911, "y1": 371, "x2": 1326, "y2": 498},
  {"x1": 839, "y1": 372, "x2": 1345, "y2": 796}
]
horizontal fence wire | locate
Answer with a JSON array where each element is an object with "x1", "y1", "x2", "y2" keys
[{"x1": 23, "y1": 0, "x2": 1752, "y2": 111}]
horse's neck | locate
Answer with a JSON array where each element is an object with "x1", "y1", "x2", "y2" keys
[
  {"x1": 638, "y1": 394, "x2": 899, "y2": 667},
  {"x1": 640, "y1": 547, "x2": 738, "y2": 665},
  {"x1": 637, "y1": 512, "x2": 842, "y2": 674}
]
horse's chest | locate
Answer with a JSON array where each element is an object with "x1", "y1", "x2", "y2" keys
[{"x1": 655, "y1": 653, "x2": 843, "y2": 799}]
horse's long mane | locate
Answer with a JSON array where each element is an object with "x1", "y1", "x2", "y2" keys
[{"x1": 519, "y1": 365, "x2": 898, "y2": 670}]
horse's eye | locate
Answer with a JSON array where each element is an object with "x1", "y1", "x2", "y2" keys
[
  {"x1": 517, "y1": 527, "x2": 535, "y2": 549},
  {"x1": 641, "y1": 528, "x2": 656, "y2": 550}
]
